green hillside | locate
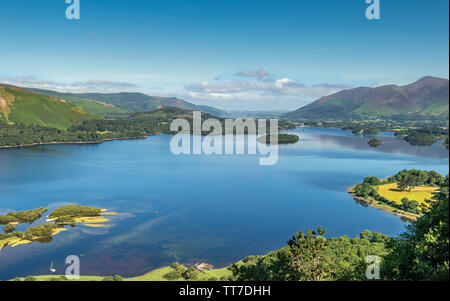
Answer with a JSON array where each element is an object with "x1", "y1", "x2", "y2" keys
[
  {"x1": 30, "y1": 89, "x2": 129, "y2": 118},
  {"x1": 0, "y1": 86, "x2": 99, "y2": 129},
  {"x1": 30, "y1": 89, "x2": 225, "y2": 117}
]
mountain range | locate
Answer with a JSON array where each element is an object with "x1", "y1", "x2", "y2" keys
[
  {"x1": 1, "y1": 76, "x2": 448, "y2": 130},
  {"x1": 29, "y1": 89, "x2": 224, "y2": 117},
  {"x1": 284, "y1": 76, "x2": 449, "y2": 120}
]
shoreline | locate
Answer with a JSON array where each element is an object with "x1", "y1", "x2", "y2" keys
[
  {"x1": 0, "y1": 134, "x2": 159, "y2": 150},
  {"x1": 347, "y1": 185, "x2": 418, "y2": 221},
  {"x1": 1, "y1": 208, "x2": 116, "y2": 252}
]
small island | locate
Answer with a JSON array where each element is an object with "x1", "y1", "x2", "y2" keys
[
  {"x1": 258, "y1": 133, "x2": 299, "y2": 145},
  {"x1": 1, "y1": 205, "x2": 119, "y2": 252},
  {"x1": 368, "y1": 138, "x2": 382, "y2": 147},
  {"x1": 348, "y1": 169, "x2": 444, "y2": 220}
]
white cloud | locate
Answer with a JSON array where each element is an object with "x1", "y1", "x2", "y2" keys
[
  {"x1": 0, "y1": 76, "x2": 136, "y2": 93},
  {"x1": 183, "y1": 78, "x2": 347, "y2": 103}
]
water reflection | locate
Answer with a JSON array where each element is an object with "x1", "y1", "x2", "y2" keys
[{"x1": 291, "y1": 127, "x2": 449, "y2": 159}]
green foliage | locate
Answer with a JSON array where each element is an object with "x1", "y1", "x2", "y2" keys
[
  {"x1": 404, "y1": 132, "x2": 438, "y2": 146},
  {"x1": 49, "y1": 205, "x2": 102, "y2": 219},
  {"x1": 354, "y1": 170, "x2": 444, "y2": 215},
  {"x1": 4, "y1": 224, "x2": 15, "y2": 233},
  {"x1": 185, "y1": 267, "x2": 201, "y2": 280},
  {"x1": 259, "y1": 134, "x2": 299, "y2": 144},
  {"x1": 0, "y1": 231, "x2": 23, "y2": 241},
  {"x1": 49, "y1": 276, "x2": 69, "y2": 281},
  {"x1": 1, "y1": 105, "x2": 297, "y2": 148},
  {"x1": 102, "y1": 275, "x2": 124, "y2": 281},
  {"x1": 389, "y1": 169, "x2": 445, "y2": 189},
  {"x1": 231, "y1": 229, "x2": 388, "y2": 281},
  {"x1": 24, "y1": 276, "x2": 37, "y2": 281},
  {"x1": 0, "y1": 207, "x2": 47, "y2": 225},
  {"x1": 363, "y1": 176, "x2": 382, "y2": 186},
  {"x1": 368, "y1": 138, "x2": 382, "y2": 147},
  {"x1": 354, "y1": 183, "x2": 379, "y2": 199},
  {"x1": 163, "y1": 270, "x2": 184, "y2": 280},
  {"x1": 23, "y1": 224, "x2": 58, "y2": 240},
  {"x1": 287, "y1": 227, "x2": 329, "y2": 281},
  {"x1": 54, "y1": 216, "x2": 76, "y2": 226},
  {"x1": 401, "y1": 198, "x2": 419, "y2": 212},
  {"x1": 0, "y1": 215, "x2": 18, "y2": 225},
  {"x1": 350, "y1": 127, "x2": 379, "y2": 135},
  {"x1": 382, "y1": 177, "x2": 449, "y2": 280},
  {"x1": 1, "y1": 107, "x2": 218, "y2": 148},
  {"x1": 0, "y1": 87, "x2": 98, "y2": 129}
]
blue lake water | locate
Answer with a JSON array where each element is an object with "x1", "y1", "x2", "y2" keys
[{"x1": 0, "y1": 127, "x2": 448, "y2": 280}]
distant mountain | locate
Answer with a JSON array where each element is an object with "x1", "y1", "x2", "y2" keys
[
  {"x1": 30, "y1": 89, "x2": 225, "y2": 117},
  {"x1": 0, "y1": 84, "x2": 99, "y2": 129},
  {"x1": 284, "y1": 77, "x2": 449, "y2": 120}
]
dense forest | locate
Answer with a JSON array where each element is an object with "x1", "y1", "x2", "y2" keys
[
  {"x1": 258, "y1": 133, "x2": 300, "y2": 144},
  {"x1": 1, "y1": 107, "x2": 297, "y2": 148},
  {"x1": 0, "y1": 207, "x2": 47, "y2": 225}
]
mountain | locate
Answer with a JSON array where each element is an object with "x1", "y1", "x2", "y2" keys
[
  {"x1": 284, "y1": 77, "x2": 449, "y2": 120},
  {"x1": 0, "y1": 84, "x2": 99, "y2": 129},
  {"x1": 30, "y1": 89, "x2": 225, "y2": 117}
]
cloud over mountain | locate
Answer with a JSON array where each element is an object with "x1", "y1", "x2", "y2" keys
[{"x1": 0, "y1": 76, "x2": 136, "y2": 93}]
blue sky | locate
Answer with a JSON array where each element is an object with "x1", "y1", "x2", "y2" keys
[{"x1": 0, "y1": 0, "x2": 448, "y2": 110}]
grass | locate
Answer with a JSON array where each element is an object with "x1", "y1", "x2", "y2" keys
[
  {"x1": 377, "y1": 183, "x2": 439, "y2": 206},
  {"x1": 0, "y1": 237, "x2": 20, "y2": 251},
  {"x1": 11, "y1": 266, "x2": 233, "y2": 281},
  {"x1": 1, "y1": 87, "x2": 100, "y2": 129},
  {"x1": 64, "y1": 96, "x2": 128, "y2": 117}
]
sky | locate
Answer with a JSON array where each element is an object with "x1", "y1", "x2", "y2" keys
[{"x1": 0, "y1": 0, "x2": 448, "y2": 111}]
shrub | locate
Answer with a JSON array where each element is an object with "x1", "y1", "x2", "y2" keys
[
  {"x1": 162, "y1": 270, "x2": 183, "y2": 280},
  {"x1": 4, "y1": 224, "x2": 15, "y2": 233}
]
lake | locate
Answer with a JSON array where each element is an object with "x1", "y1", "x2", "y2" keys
[{"x1": 0, "y1": 127, "x2": 448, "y2": 280}]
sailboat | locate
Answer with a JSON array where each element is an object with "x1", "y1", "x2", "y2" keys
[{"x1": 50, "y1": 261, "x2": 56, "y2": 274}]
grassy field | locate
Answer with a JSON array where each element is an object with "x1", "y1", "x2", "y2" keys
[
  {"x1": 12, "y1": 266, "x2": 233, "y2": 281},
  {"x1": 377, "y1": 183, "x2": 439, "y2": 206},
  {"x1": 62, "y1": 96, "x2": 129, "y2": 117}
]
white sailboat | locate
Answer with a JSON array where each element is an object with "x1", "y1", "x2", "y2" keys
[{"x1": 50, "y1": 261, "x2": 56, "y2": 274}]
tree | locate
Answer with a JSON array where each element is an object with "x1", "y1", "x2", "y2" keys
[
  {"x1": 401, "y1": 198, "x2": 419, "y2": 212},
  {"x1": 398, "y1": 175, "x2": 416, "y2": 191},
  {"x1": 4, "y1": 223, "x2": 15, "y2": 233},
  {"x1": 364, "y1": 176, "x2": 381, "y2": 186},
  {"x1": 360, "y1": 230, "x2": 373, "y2": 241},
  {"x1": 287, "y1": 227, "x2": 330, "y2": 281},
  {"x1": 382, "y1": 177, "x2": 449, "y2": 280},
  {"x1": 368, "y1": 138, "x2": 382, "y2": 147}
]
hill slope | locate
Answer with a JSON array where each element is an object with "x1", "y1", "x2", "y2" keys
[
  {"x1": 30, "y1": 89, "x2": 224, "y2": 117},
  {"x1": 284, "y1": 77, "x2": 449, "y2": 120},
  {"x1": 0, "y1": 85, "x2": 99, "y2": 129}
]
